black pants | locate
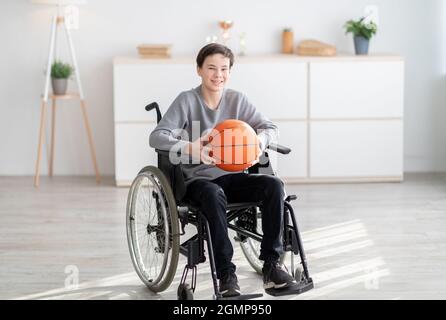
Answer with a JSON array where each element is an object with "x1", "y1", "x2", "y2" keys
[{"x1": 185, "y1": 173, "x2": 285, "y2": 278}]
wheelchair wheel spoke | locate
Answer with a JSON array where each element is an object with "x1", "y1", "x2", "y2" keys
[{"x1": 142, "y1": 186, "x2": 154, "y2": 220}]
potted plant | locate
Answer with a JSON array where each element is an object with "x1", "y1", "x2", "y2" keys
[
  {"x1": 344, "y1": 17, "x2": 377, "y2": 55},
  {"x1": 51, "y1": 61, "x2": 73, "y2": 95}
]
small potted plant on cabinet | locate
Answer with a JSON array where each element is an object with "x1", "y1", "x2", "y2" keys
[
  {"x1": 344, "y1": 17, "x2": 377, "y2": 55},
  {"x1": 51, "y1": 61, "x2": 73, "y2": 95}
]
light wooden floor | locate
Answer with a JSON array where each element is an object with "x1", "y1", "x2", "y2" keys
[{"x1": 1, "y1": 173, "x2": 446, "y2": 300}]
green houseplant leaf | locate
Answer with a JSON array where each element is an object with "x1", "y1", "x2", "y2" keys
[
  {"x1": 344, "y1": 17, "x2": 377, "y2": 40},
  {"x1": 51, "y1": 61, "x2": 73, "y2": 79}
]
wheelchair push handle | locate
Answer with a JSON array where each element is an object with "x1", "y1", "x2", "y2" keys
[
  {"x1": 267, "y1": 143, "x2": 291, "y2": 154},
  {"x1": 145, "y1": 102, "x2": 162, "y2": 123}
]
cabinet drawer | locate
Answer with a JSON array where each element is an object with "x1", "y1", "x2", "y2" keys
[
  {"x1": 269, "y1": 121, "x2": 307, "y2": 178},
  {"x1": 229, "y1": 62, "x2": 307, "y2": 119},
  {"x1": 310, "y1": 121, "x2": 403, "y2": 177},
  {"x1": 310, "y1": 61, "x2": 404, "y2": 118},
  {"x1": 114, "y1": 123, "x2": 157, "y2": 185},
  {"x1": 113, "y1": 63, "x2": 198, "y2": 122}
]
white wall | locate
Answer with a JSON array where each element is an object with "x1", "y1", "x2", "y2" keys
[{"x1": 0, "y1": 0, "x2": 444, "y2": 176}]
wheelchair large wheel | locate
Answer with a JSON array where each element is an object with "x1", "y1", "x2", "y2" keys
[
  {"x1": 239, "y1": 208, "x2": 285, "y2": 275},
  {"x1": 126, "y1": 166, "x2": 180, "y2": 292}
]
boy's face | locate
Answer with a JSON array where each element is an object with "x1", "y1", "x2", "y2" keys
[{"x1": 197, "y1": 53, "x2": 231, "y2": 93}]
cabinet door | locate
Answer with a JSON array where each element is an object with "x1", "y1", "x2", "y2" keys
[
  {"x1": 114, "y1": 123, "x2": 157, "y2": 185},
  {"x1": 268, "y1": 121, "x2": 307, "y2": 179},
  {"x1": 229, "y1": 61, "x2": 307, "y2": 120},
  {"x1": 113, "y1": 63, "x2": 198, "y2": 122},
  {"x1": 310, "y1": 61, "x2": 404, "y2": 118},
  {"x1": 310, "y1": 121, "x2": 403, "y2": 177}
]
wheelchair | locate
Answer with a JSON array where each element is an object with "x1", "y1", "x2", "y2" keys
[{"x1": 126, "y1": 102, "x2": 314, "y2": 300}]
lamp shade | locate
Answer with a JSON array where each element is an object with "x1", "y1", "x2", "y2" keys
[{"x1": 31, "y1": 0, "x2": 87, "y2": 5}]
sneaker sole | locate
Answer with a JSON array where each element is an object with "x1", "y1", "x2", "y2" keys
[
  {"x1": 220, "y1": 288, "x2": 241, "y2": 297},
  {"x1": 263, "y1": 280, "x2": 297, "y2": 290}
]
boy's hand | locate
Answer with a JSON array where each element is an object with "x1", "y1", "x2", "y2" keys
[
  {"x1": 183, "y1": 134, "x2": 216, "y2": 165},
  {"x1": 200, "y1": 145, "x2": 216, "y2": 165}
]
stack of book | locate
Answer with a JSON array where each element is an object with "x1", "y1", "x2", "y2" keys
[{"x1": 137, "y1": 44, "x2": 172, "y2": 58}]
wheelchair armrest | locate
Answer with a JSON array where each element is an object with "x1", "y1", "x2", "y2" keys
[{"x1": 267, "y1": 143, "x2": 291, "y2": 155}]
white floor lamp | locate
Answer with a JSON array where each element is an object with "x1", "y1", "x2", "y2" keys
[{"x1": 32, "y1": 0, "x2": 100, "y2": 187}]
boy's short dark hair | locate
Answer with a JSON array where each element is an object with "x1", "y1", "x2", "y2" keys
[{"x1": 196, "y1": 43, "x2": 234, "y2": 69}]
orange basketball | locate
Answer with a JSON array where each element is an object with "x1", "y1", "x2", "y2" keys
[{"x1": 208, "y1": 119, "x2": 260, "y2": 172}]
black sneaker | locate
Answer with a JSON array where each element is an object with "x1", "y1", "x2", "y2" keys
[
  {"x1": 262, "y1": 262, "x2": 297, "y2": 289},
  {"x1": 219, "y1": 272, "x2": 241, "y2": 297}
]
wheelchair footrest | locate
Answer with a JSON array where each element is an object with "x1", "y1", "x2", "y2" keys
[
  {"x1": 265, "y1": 279, "x2": 314, "y2": 297},
  {"x1": 216, "y1": 293, "x2": 263, "y2": 300}
]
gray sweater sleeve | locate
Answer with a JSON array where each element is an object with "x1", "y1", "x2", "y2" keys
[
  {"x1": 149, "y1": 93, "x2": 190, "y2": 152},
  {"x1": 237, "y1": 94, "x2": 279, "y2": 151}
]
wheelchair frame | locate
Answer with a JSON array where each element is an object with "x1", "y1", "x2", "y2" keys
[{"x1": 126, "y1": 103, "x2": 314, "y2": 300}]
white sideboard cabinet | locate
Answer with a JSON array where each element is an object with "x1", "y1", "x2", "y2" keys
[{"x1": 113, "y1": 54, "x2": 404, "y2": 186}]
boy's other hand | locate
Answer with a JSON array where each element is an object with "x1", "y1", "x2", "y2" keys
[
  {"x1": 183, "y1": 135, "x2": 216, "y2": 165},
  {"x1": 201, "y1": 145, "x2": 216, "y2": 165}
]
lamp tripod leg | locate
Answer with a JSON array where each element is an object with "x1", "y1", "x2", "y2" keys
[
  {"x1": 49, "y1": 99, "x2": 56, "y2": 177},
  {"x1": 34, "y1": 100, "x2": 47, "y2": 187},
  {"x1": 35, "y1": 15, "x2": 57, "y2": 187},
  {"x1": 44, "y1": 15, "x2": 57, "y2": 101},
  {"x1": 64, "y1": 19, "x2": 84, "y2": 99}
]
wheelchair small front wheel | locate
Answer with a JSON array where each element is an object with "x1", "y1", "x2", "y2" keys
[
  {"x1": 177, "y1": 284, "x2": 194, "y2": 300},
  {"x1": 126, "y1": 166, "x2": 180, "y2": 293}
]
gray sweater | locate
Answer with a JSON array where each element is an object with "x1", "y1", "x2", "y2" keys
[{"x1": 149, "y1": 85, "x2": 278, "y2": 185}]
